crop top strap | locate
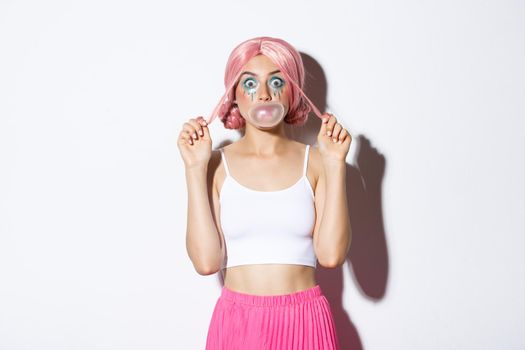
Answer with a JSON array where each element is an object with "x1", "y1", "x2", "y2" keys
[
  {"x1": 220, "y1": 148, "x2": 231, "y2": 177},
  {"x1": 303, "y1": 144, "x2": 310, "y2": 177}
]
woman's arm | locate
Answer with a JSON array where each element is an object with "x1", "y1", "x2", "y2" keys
[
  {"x1": 185, "y1": 152, "x2": 225, "y2": 275},
  {"x1": 313, "y1": 153, "x2": 352, "y2": 268}
]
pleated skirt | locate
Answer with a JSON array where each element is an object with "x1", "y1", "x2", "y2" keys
[{"x1": 205, "y1": 284, "x2": 339, "y2": 350}]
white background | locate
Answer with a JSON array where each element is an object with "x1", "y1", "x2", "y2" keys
[{"x1": 1, "y1": 0, "x2": 524, "y2": 349}]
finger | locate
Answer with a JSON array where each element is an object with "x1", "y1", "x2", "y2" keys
[
  {"x1": 196, "y1": 116, "x2": 208, "y2": 134},
  {"x1": 196, "y1": 116, "x2": 210, "y2": 140},
  {"x1": 319, "y1": 113, "x2": 332, "y2": 135},
  {"x1": 177, "y1": 132, "x2": 186, "y2": 146},
  {"x1": 345, "y1": 132, "x2": 353, "y2": 144},
  {"x1": 189, "y1": 118, "x2": 203, "y2": 139},
  {"x1": 183, "y1": 120, "x2": 201, "y2": 141},
  {"x1": 188, "y1": 118, "x2": 204, "y2": 139},
  {"x1": 341, "y1": 130, "x2": 352, "y2": 145},
  {"x1": 201, "y1": 122, "x2": 210, "y2": 139},
  {"x1": 325, "y1": 115, "x2": 337, "y2": 137},
  {"x1": 331, "y1": 124, "x2": 343, "y2": 142},
  {"x1": 177, "y1": 132, "x2": 191, "y2": 145},
  {"x1": 338, "y1": 129, "x2": 348, "y2": 143},
  {"x1": 179, "y1": 130, "x2": 193, "y2": 145}
]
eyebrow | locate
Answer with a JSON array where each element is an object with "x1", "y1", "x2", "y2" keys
[{"x1": 240, "y1": 69, "x2": 281, "y2": 77}]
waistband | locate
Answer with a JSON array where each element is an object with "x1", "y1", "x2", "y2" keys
[{"x1": 220, "y1": 285, "x2": 323, "y2": 307}]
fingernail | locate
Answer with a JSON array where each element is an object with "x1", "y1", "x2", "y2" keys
[
  {"x1": 327, "y1": 131, "x2": 331, "y2": 136},
  {"x1": 192, "y1": 133, "x2": 197, "y2": 139},
  {"x1": 199, "y1": 130, "x2": 203, "y2": 136},
  {"x1": 338, "y1": 140, "x2": 342, "y2": 144}
]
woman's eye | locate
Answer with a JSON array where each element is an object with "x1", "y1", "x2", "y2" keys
[
  {"x1": 243, "y1": 79, "x2": 258, "y2": 89},
  {"x1": 269, "y1": 77, "x2": 284, "y2": 88}
]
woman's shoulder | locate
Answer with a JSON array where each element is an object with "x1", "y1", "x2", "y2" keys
[
  {"x1": 216, "y1": 142, "x2": 238, "y2": 155},
  {"x1": 281, "y1": 141, "x2": 322, "y2": 184},
  {"x1": 305, "y1": 143, "x2": 322, "y2": 182}
]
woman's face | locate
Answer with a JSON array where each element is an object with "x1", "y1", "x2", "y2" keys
[{"x1": 234, "y1": 54, "x2": 291, "y2": 125}]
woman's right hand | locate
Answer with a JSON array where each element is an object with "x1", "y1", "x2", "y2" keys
[{"x1": 177, "y1": 116, "x2": 212, "y2": 169}]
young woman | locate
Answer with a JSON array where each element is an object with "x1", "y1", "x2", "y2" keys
[{"x1": 177, "y1": 36, "x2": 352, "y2": 349}]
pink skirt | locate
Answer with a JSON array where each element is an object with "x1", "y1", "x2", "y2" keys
[{"x1": 205, "y1": 284, "x2": 339, "y2": 350}]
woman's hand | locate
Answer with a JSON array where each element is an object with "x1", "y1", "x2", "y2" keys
[
  {"x1": 177, "y1": 116, "x2": 212, "y2": 169},
  {"x1": 317, "y1": 113, "x2": 352, "y2": 162}
]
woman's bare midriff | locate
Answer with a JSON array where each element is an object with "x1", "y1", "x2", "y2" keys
[{"x1": 221, "y1": 264, "x2": 317, "y2": 295}]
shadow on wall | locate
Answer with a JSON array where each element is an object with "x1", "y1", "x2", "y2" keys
[
  {"x1": 214, "y1": 52, "x2": 389, "y2": 350},
  {"x1": 300, "y1": 52, "x2": 390, "y2": 350}
]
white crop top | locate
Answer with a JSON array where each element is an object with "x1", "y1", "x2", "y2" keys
[{"x1": 218, "y1": 144, "x2": 317, "y2": 270}]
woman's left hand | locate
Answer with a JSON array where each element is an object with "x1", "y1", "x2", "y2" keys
[{"x1": 317, "y1": 113, "x2": 352, "y2": 162}]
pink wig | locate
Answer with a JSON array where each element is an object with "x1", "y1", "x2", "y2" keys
[{"x1": 206, "y1": 36, "x2": 322, "y2": 128}]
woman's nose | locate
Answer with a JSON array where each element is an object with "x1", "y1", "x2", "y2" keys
[{"x1": 258, "y1": 84, "x2": 271, "y2": 101}]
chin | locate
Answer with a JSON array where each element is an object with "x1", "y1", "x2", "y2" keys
[{"x1": 256, "y1": 118, "x2": 286, "y2": 129}]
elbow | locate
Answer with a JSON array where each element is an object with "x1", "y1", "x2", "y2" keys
[
  {"x1": 195, "y1": 264, "x2": 220, "y2": 276},
  {"x1": 318, "y1": 246, "x2": 350, "y2": 268},
  {"x1": 319, "y1": 256, "x2": 346, "y2": 269},
  {"x1": 187, "y1": 243, "x2": 224, "y2": 276},
  {"x1": 317, "y1": 237, "x2": 351, "y2": 269},
  {"x1": 192, "y1": 255, "x2": 223, "y2": 276}
]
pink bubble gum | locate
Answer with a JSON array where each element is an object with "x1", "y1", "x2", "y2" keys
[{"x1": 248, "y1": 102, "x2": 284, "y2": 124}]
